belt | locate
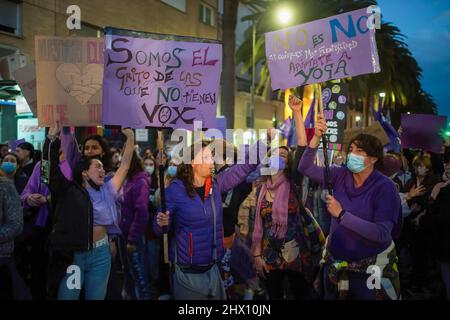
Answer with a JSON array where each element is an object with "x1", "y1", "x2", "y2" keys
[{"x1": 93, "y1": 235, "x2": 108, "y2": 249}]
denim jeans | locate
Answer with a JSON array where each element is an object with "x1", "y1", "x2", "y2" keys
[
  {"x1": 120, "y1": 236, "x2": 150, "y2": 300},
  {"x1": 146, "y1": 238, "x2": 160, "y2": 287},
  {"x1": 57, "y1": 240, "x2": 111, "y2": 300}
]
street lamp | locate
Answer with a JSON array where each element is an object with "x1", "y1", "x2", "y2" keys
[
  {"x1": 247, "y1": 5, "x2": 294, "y2": 141},
  {"x1": 355, "y1": 115, "x2": 361, "y2": 127},
  {"x1": 276, "y1": 6, "x2": 293, "y2": 25}
]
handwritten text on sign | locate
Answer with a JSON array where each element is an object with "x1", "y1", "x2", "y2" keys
[
  {"x1": 265, "y1": 7, "x2": 380, "y2": 90},
  {"x1": 35, "y1": 36, "x2": 104, "y2": 126},
  {"x1": 102, "y1": 33, "x2": 222, "y2": 129}
]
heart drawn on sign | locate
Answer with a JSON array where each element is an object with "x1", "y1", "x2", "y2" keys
[{"x1": 55, "y1": 63, "x2": 103, "y2": 105}]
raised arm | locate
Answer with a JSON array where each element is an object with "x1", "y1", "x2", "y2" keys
[
  {"x1": 288, "y1": 95, "x2": 308, "y2": 182},
  {"x1": 289, "y1": 95, "x2": 307, "y2": 147},
  {"x1": 298, "y1": 114, "x2": 339, "y2": 185},
  {"x1": 215, "y1": 139, "x2": 266, "y2": 194},
  {"x1": 111, "y1": 128, "x2": 135, "y2": 193},
  {"x1": 59, "y1": 127, "x2": 81, "y2": 170}
]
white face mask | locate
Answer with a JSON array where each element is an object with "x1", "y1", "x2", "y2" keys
[
  {"x1": 416, "y1": 166, "x2": 428, "y2": 177},
  {"x1": 443, "y1": 170, "x2": 450, "y2": 182}
]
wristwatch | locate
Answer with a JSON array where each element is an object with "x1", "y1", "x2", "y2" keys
[{"x1": 338, "y1": 209, "x2": 346, "y2": 223}]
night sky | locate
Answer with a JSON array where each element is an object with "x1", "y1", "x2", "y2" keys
[{"x1": 378, "y1": 0, "x2": 450, "y2": 118}]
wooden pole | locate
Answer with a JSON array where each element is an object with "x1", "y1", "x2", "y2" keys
[{"x1": 157, "y1": 129, "x2": 169, "y2": 264}]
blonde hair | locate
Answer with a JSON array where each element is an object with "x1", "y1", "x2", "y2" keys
[{"x1": 412, "y1": 154, "x2": 432, "y2": 170}]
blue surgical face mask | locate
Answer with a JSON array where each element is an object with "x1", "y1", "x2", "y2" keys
[
  {"x1": 1, "y1": 161, "x2": 17, "y2": 174},
  {"x1": 346, "y1": 153, "x2": 366, "y2": 173},
  {"x1": 167, "y1": 165, "x2": 177, "y2": 177},
  {"x1": 268, "y1": 155, "x2": 286, "y2": 173},
  {"x1": 145, "y1": 165, "x2": 155, "y2": 175}
]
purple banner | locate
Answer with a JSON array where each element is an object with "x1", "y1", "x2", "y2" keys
[
  {"x1": 401, "y1": 114, "x2": 448, "y2": 153},
  {"x1": 265, "y1": 7, "x2": 380, "y2": 90},
  {"x1": 102, "y1": 30, "x2": 222, "y2": 129}
]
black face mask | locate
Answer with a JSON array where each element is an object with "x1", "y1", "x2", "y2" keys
[{"x1": 87, "y1": 177, "x2": 101, "y2": 191}]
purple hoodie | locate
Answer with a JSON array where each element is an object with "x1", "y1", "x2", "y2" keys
[
  {"x1": 20, "y1": 131, "x2": 75, "y2": 228},
  {"x1": 153, "y1": 141, "x2": 263, "y2": 266},
  {"x1": 120, "y1": 171, "x2": 150, "y2": 243},
  {"x1": 298, "y1": 147, "x2": 402, "y2": 261}
]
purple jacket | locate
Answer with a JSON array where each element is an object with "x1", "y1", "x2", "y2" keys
[
  {"x1": 20, "y1": 132, "x2": 75, "y2": 228},
  {"x1": 153, "y1": 142, "x2": 262, "y2": 266},
  {"x1": 20, "y1": 161, "x2": 50, "y2": 228},
  {"x1": 120, "y1": 171, "x2": 150, "y2": 243},
  {"x1": 298, "y1": 147, "x2": 402, "y2": 261}
]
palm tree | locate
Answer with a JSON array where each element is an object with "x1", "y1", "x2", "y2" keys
[
  {"x1": 221, "y1": 0, "x2": 265, "y2": 129},
  {"x1": 236, "y1": 0, "x2": 436, "y2": 128}
]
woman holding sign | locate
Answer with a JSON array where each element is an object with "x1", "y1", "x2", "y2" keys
[
  {"x1": 45, "y1": 123, "x2": 135, "y2": 300},
  {"x1": 252, "y1": 96, "x2": 325, "y2": 300},
  {"x1": 154, "y1": 136, "x2": 270, "y2": 300},
  {"x1": 298, "y1": 115, "x2": 402, "y2": 300}
]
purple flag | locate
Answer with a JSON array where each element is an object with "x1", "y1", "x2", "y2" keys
[
  {"x1": 265, "y1": 7, "x2": 380, "y2": 90},
  {"x1": 304, "y1": 98, "x2": 315, "y2": 128},
  {"x1": 102, "y1": 28, "x2": 222, "y2": 130},
  {"x1": 372, "y1": 97, "x2": 401, "y2": 153},
  {"x1": 401, "y1": 114, "x2": 447, "y2": 153},
  {"x1": 278, "y1": 117, "x2": 291, "y2": 139},
  {"x1": 9, "y1": 138, "x2": 26, "y2": 151}
]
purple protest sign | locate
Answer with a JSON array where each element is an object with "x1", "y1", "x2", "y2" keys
[
  {"x1": 204, "y1": 116, "x2": 227, "y2": 140},
  {"x1": 102, "y1": 28, "x2": 222, "y2": 130},
  {"x1": 400, "y1": 114, "x2": 447, "y2": 154},
  {"x1": 265, "y1": 7, "x2": 380, "y2": 90}
]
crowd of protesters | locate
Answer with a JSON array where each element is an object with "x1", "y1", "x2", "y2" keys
[{"x1": 0, "y1": 97, "x2": 449, "y2": 300}]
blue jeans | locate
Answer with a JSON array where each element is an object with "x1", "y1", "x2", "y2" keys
[
  {"x1": 57, "y1": 241, "x2": 111, "y2": 300},
  {"x1": 146, "y1": 238, "x2": 160, "y2": 287},
  {"x1": 120, "y1": 236, "x2": 150, "y2": 300}
]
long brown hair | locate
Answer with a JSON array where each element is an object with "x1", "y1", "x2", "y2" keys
[
  {"x1": 177, "y1": 140, "x2": 211, "y2": 198},
  {"x1": 127, "y1": 150, "x2": 145, "y2": 179}
]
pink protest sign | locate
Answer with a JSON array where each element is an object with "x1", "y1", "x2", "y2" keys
[
  {"x1": 102, "y1": 28, "x2": 222, "y2": 130},
  {"x1": 265, "y1": 7, "x2": 380, "y2": 90},
  {"x1": 35, "y1": 36, "x2": 104, "y2": 126}
]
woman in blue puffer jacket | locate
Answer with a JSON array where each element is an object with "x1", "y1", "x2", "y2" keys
[{"x1": 154, "y1": 138, "x2": 266, "y2": 300}]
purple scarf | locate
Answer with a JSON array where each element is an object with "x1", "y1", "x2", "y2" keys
[{"x1": 252, "y1": 172, "x2": 290, "y2": 251}]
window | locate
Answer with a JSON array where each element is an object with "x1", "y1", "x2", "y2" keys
[
  {"x1": 199, "y1": 2, "x2": 215, "y2": 27},
  {"x1": 161, "y1": 0, "x2": 186, "y2": 12},
  {"x1": 72, "y1": 22, "x2": 102, "y2": 38},
  {"x1": 0, "y1": 0, "x2": 22, "y2": 37}
]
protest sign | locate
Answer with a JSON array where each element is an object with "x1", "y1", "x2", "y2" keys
[
  {"x1": 13, "y1": 64, "x2": 37, "y2": 116},
  {"x1": 265, "y1": 7, "x2": 380, "y2": 90},
  {"x1": 322, "y1": 82, "x2": 347, "y2": 150},
  {"x1": 401, "y1": 114, "x2": 447, "y2": 153},
  {"x1": 35, "y1": 36, "x2": 104, "y2": 126},
  {"x1": 102, "y1": 27, "x2": 222, "y2": 130}
]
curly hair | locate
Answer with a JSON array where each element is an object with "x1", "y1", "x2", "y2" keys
[{"x1": 347, "y1": 134, "x2": 384, "y2": 170}]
